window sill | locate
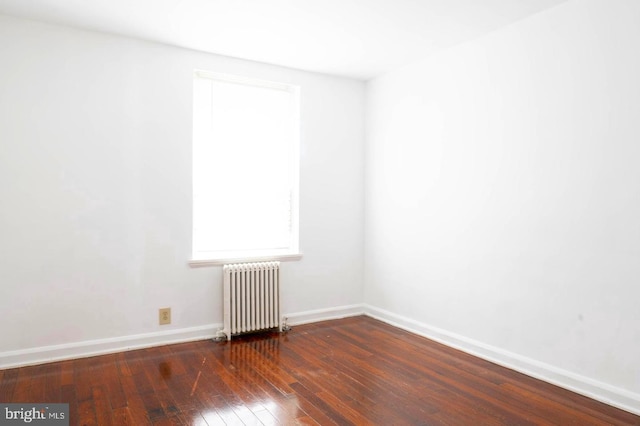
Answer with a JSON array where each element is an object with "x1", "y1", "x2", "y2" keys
[{"x1": 188, "y1": 253, "x2": 303, "y2": 267}]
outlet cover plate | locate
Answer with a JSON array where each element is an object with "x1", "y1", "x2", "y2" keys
[{"x1": 159, "y1": 308, "x2": 171, "y2": 325}]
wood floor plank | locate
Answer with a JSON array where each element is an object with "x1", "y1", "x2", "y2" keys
[
  {"x1": 92, "y1": 385, "x2": 114, "y2": 426},
  {"x1": 1, "y1": 316, "x2": 639, "y2": 425},
  {"x1": 59, "y1": 360, "x2": 75, "y2": 387},
  {"x1": 41, "y1": 362, "x2": 62, "y2": 403},
  {"x1": 60, "y1": 384, "x2": 78, "y2": 425},
  {"x1": 77, "y1": 398, "x2": 98, "y2": 426},
  {"x1": 11, "y1": 368, "x2": 31, "y2": 402},
  {"x1": 111, "y1": 406, "x2": 137, "y2": 426},
  {"x1": 0, "y1": 368, "x2": 18, "y2": 401}
]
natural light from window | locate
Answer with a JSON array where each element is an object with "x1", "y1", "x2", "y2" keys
[{"x1": 192, "y1": 71, "x2": 300, "y2": 263}]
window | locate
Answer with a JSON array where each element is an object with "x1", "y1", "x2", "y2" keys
[{"x1": 191, "y1": 70, "x2": 300, "y2": 263}]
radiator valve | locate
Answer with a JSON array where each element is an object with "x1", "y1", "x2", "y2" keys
[
  {"x1": 281, "y1": 316, "x2": 292, "y2": 332},
  {"x1": 213, "y1": 329, "x2": 228, "y2": 342}
]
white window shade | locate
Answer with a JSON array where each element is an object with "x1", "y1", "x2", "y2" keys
[{"x1": 192, "y1": 71, "x2": 300, "y2": 262}]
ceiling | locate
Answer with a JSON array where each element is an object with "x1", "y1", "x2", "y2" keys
[{"x1": 0, "y1": 0, "x2": 566, "y2": 80}]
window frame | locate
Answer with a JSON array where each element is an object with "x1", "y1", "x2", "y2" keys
[{"x1": 189, "y1": 70, "x2": 302, "y2": 266}]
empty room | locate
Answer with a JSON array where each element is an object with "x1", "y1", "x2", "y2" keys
[{"x1": 1, "y1": 0, "x2": 639, "y2": 424}]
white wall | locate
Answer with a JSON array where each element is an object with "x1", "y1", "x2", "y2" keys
[
  {"x1": 0, "y1": 14, "x2": 365, "y2": 362},
  {"x1": 366, "y1": 0, "x2": 640, "y2": 408}
]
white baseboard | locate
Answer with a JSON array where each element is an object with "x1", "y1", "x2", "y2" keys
[
  {"x1": 0, "y1": 323, "x2": 221, "y2": 370},
  {"x1": 284, "y1": 303, "x2": 365, "y2": 326},
  {"x1": 0, "y1": 304, "x2": 365, "y2": 370},
  {"x1": 363, "y1": 304, "x2": 640, "y2": 416}
]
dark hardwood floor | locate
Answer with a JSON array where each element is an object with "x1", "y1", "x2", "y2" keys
[{"x1": 1, "y1": 316, "x2": 638, "y2": 425}]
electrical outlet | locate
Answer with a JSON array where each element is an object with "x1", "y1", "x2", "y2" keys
[{"x1": 159, "y1": 308, "x2": 171, "y2": 325}]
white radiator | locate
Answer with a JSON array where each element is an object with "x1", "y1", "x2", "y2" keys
[{"x1": 222, "y1": 262, "x2": 281, "y2": 340}]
